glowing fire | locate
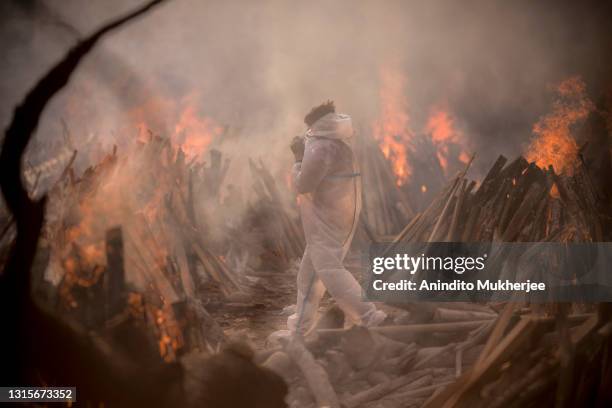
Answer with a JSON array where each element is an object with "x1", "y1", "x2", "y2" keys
[
  {"x1": 550, "y1": 183, "x2": 561, "y2": 199},
  {"x1": 131, "y1": 92, "x2": 222, "y2": 162},
  {"x1": 49, "y1": 86, "x2": 222, "y2": 361},
  {"x1": 373, "y1": 65, "x2": 471, "y2": 184},
  {"x1": 153, "y1": 305, "x2": 184, "y2": 362},
  {"x1": 172, "y1": 94, "x2": 224, "y2": 161},
  {"x1": 373, "y1": 65, "x2": 413, "y2": 186},
  {"x1": 525, "y1": 76, "x2": 594, "y2": 174},
  {"x1": 425, "y1": 107, "x2": 470, "y2": 173}
]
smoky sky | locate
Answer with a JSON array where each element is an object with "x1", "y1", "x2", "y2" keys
[{"x1": 1, "y1": 0, "x2": 611, "y2": 176}]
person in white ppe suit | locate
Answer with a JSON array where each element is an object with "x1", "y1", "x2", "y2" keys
[{"x1": 287, "y1": 101, "x2": 386, "y2": 336}]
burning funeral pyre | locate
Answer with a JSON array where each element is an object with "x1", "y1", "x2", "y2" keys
[{"x1": 20, "y1": 130, "x2": 305, "y2": 361}]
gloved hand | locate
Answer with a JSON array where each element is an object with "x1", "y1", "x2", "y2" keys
[{"x1": 290, "y1": 135, "x2": 305, "y2": 162}]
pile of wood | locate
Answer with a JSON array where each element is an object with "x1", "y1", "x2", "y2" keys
[
  {"x1": 359, "y1": 131, "x2": 467, "y2": 239},
  {"x1": 259, "y1": 302, "x2": 503, "y2": 408},
  {"x1": 390, "y1": 152, "x2": 603, "y2": 247},
  {"x1": 385, "y1": 152, "x2": 610, "y2": 406},
  {"x1": 6, "y1": 106, "x2": 313, "y2": 361},
  {"x1": 244, "y1": 158, "x2": 305, "y2": 268},
  {"x1": 37, "y1": 135, "x2": 244, "y2": 359},
  {"x1": 359, "y1": 135, "x2": 414, "y2": 238},
  {"x1": 265, "y1": 304, "x2": 608, "y2": 408},
  {"x1": 424, "y1": 303, "x2": 610, "y2": 408}
]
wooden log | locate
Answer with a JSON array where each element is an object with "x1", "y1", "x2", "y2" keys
[
  {"x1": 555, "y1": 173, "x2": 591, "y2": 239},
  {"x1": 575, "y1": 156, "x2": 603, "y2": 240},
  {"x1": 414, "y1": 345, "x2": 483, "y2": 370},
  {"x1": 286, "y1": 337, "x2": 340, "y2": 408},
  {"x1": 372, "y1": 149, "x2": 393, "y2": 234},
  {"x1": 455, "y1": 348, "x2": 463, "y2": 377},
  {"x1": 498, "y1": 156, "x2": 529, "y2": 181},
  {"x1": 474, "y1": 303, "x2": 517, "y2": 366},
  {"x1": 191, "y1": 243, "x2": 230, "y2": 295},
  {"x1": 434, "y1": 308, "x2": 497, "y2": 323},
  {"x1": 406, "y1": 181, "x2": 456, "y2": 242},
  {"x1": 343, "y1": 369, "x2": 433, "y2": 408},
  {"x1": 480, "y1": 177, "x2": 512, "y2": 241},
  {"x1": 379, "y1": 345, "x2": 418, "y2": 375},
  {"x1": 502, "y1": 182, "x2": 546, "y2": 241},
  {"x1": 381, "y1": 213, "x2": 421, "y2": 257},
  {"x1": 498, "y1": 163, "x2": 543, "y2": 234},
  {"x1": 473, "y1": 155, "x2": 507, "y2": 201},
  {"x1": 392, "y1": 381, "x2": 454, "y2": 400},
  {"x1": 414, "y1": 343, "x2": 457, "y2": 369},
  {"x1": 428, "y1": 154, "x2": 474, "y2": 242},
  {"x1": 461, "y1": 205, "x2": 480, "y2": 242},
  {"x1": 428, "y1": 302, "x2": 497, "y2": 314},
  {"x1": 442, "y1": 316, "x2": 540, "y2": 407},
  {"x1": 427, "y1": 177, "x2": 462, "y2": 242},
  {"x1": 318, "y1": 320, "x2": 489, "y2": 343},
  {"x1": 464, "y1": 180, "x2": 476, "y2": 197},
  {"x1": 384, "y1": 374, "x2": 433, "y2": 405},
  {"x1": 529, "y1": 194, "x2": 550, "y2": 241},
  {"x1": 457, "y1": 320, "x2": 496, "y2": 352},
  {"x1": 105, "y1": 226, "x2": 126, "y2": 317},
  {"x1": 446, "y1": 178, "x2": 468, "y2": 241}
]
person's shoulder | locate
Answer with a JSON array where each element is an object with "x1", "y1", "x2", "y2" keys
[
  {"x1": 308, "y1": 137, "x2": 341, "y2": 154},
  {"x1": 307, "y1": 136, "x2": 333, "y2": 147}
]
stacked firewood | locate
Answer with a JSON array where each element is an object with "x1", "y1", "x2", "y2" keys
[
  {"x1": 245, "y1": 158, "x2": 305, "y2": 267},
  {"x1": 38, "y1": 135, "x2": 243, "y2": 359},
  {"x1": 359, "y1": 135, "x2": 414, "y2": 237},
  {"x1": 424, "y1": 303, "x2": 609, "y2": 408},
  {"x1": 390, "y1": 153, "x2": 602, "y2": 246},
  {"x1": 359, "y1": 131, "x2": 465, "y2": 239},
  {"x1": 406, "y1": 153, "x2": 610, "y2": 407},
  {"x1": 32, "y1": 123, "x2": 316, "y2": 361}
]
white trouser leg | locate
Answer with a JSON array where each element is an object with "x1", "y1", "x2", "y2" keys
[
  {"x1": 308, "y1": 243, "x2": 376, "y2": 325},
  {"x1": 289, "y1": 246, "x2": 326, "y2": 335}
]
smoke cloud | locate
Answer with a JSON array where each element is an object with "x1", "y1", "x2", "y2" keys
[{"x1": 1, "y1": 0, "x2": 611, "y2": 179}]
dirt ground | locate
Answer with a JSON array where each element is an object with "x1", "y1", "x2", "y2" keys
[
  {"x1": 205, "y1": 267, "x2": 299, "y2": 350},
  {"x1": 205, "y1": 249, "x2": 373, "y2": 351}
]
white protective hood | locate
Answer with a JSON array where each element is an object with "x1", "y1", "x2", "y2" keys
[{"x1": 306, "y1": 112, "x2": 354, "y2": 142}]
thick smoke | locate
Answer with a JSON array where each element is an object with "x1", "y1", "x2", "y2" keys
[{"x1": 1, "y1": 0, "x2": 611, "y2": 180}]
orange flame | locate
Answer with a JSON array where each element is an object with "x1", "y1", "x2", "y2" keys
[
  {"x1": 172, "y1": 94, "x2": 224, "y2": 161},
  {"x1": 131, "y1": 92, "x2": 222, "y2": 162},
  {"x1": 550, "y1": 183, "x2": 561, "y2": 199},
  {"x1": 425, "y1": 107, "x2": 469, "y2": 173},
  {"x1": 53, "y1": 89, "x2": 216, "y2": 359},
  {"x1": 525, "y1": 76, "x2": 593, "y2": 174},
  {"x1": 152, "y1": 305, "x2": 183, "y2": 362},
  {"x1": 373, "y1": 65, "x2": 413, "y2": 186}
]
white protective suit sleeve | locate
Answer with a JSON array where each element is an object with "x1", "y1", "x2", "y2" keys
[{"x1": 291, "y1": 138, "x2": 335, "y2": 195}]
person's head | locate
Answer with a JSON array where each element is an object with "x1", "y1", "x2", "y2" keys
[{"x1": 304, "y1": 100, "x2": 335, "y2": 128}]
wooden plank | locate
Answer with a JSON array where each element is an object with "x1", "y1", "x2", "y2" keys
[
  {"x1": 286, "y1": 337, "x2": 340, "y2": 408},
  {"x1": 318, "y1": 321, "x2": 488, "y2": 343},
  {"x1": 105, "y1": 226, "x2": 125, "y2": 317},
  {"x1": 343, "y1": 369, "x2": 433, "y2": 408},
  {"x1": 443, "y1": 316, "x2": 538, "y2": 407}
]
